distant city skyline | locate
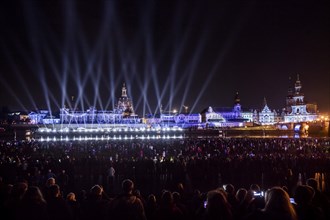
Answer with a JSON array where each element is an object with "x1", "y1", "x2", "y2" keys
[{"x1": 0, "y1": 0, "x2": 329, "y2": 114}]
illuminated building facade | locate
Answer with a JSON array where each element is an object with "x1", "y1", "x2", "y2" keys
[
  {"x1": 284, "y1": 75, "x2": 318, "y2": 123},
  {"x1": 201, "y1": 93, "x2": 254, "y2": 127},
  {"x1": 59, "y1": 83, "x2": 140, "y2": 124},
  {"x1": 201, "y1": 106, "x2": 237, "y2": 127},
  {"x1": 255, "y1": 98, "x2": 277, "y2": 125},
  {"x1": 29, "y1": 110, "x2": 60, "y2": 124},
  {"x1": 145, "y1": 113, "x2": 202, "y2": 128}
]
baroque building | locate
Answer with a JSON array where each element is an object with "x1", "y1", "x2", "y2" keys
[
  {"x1": 59, "y1": 83, "x2": 139, "y2": 124},
  {"x1": 256, "y1": 98, "x2": 277, "y2": 125},
  {"x1": 284, "y1": 75, "x2": 318, "y2": 123},
  {"x1": 114, "y1": 83, "x2": 135, "y2": 116},
  {"x1": 201, "y1": 92, "x2": 253, "y2": 127}
]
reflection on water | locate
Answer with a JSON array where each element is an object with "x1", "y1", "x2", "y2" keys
[
  {"x1": 4, "y1": 127, "x2": 328, "y2": 142},
  {"x1": 35, "y1": 134, "x2": 184, "y2": 142},
  {"x1": 226, "y1": 133, "x2": 309, "y2": 139},
  {"x1": 31, "y1": 133, "x2": 322, "y2": 142}
]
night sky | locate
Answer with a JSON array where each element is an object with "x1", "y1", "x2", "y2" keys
[{"x1": 0, "y1": 0, "x2": 329, "y2": 115}]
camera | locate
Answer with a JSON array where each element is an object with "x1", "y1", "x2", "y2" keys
[
  {"x1": 290, "y1": 198, "x2": 296, "y2": 204},
  {"x1": 253, "y1": 191, "x2": 264, "y2": 197}
]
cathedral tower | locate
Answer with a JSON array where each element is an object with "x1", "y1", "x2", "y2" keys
[
  {"x1": 115, "y1": 83, "x2": 135, "y2": 116},
  {"x1": 286, "y1": 76, "x2": 295, "y2": 112},
  {"x1": 284, "y1": 74, "x2": 317, "y2": 122}
]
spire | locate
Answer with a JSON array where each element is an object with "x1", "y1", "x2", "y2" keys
[
  {"x1": 294, "y1": 74, "x2": 302, "y2": 94},
  {"x1": 288, "y1": 76, "x2": 293, "y2": 95},
  {"x1": 234, "y1": 92, "x2": 240, "y2": 105},
  {"x1": 121, "y1": 83, "x2": 127, "y2": 97},
  {"x1": 70, "y1": 95, "x2": 75, "y2": 109},
  {"x1": 261, "y1": 97, "x2": 271, "y2": 113}
]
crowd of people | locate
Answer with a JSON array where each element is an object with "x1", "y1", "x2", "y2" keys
[{"x1": 0, "y1": 137, "x2": 330, "y2": 219}]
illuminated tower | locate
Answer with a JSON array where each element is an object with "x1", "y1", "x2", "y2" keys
[
  {"x1": 290, "y1": 74, "x2": 307, "y2": 114},
  {"x1": 284, "y1": 74, "x2": 318, "y2": 122},
  {"x1": 285, "y1": 77, "x2": 295, "y2": 112},
  {"x1": 115, "y1": 83, "x2": 135, "y2": 116},
  {"x1": 233, "y1": 92, "x2": 241, "y2": 112},
  {"x1": 293, "y1": 74, "x2": 304, "y2": 104},
  {"x1": 122, "y1": 83, "x2": 127, "y2": 97}
]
